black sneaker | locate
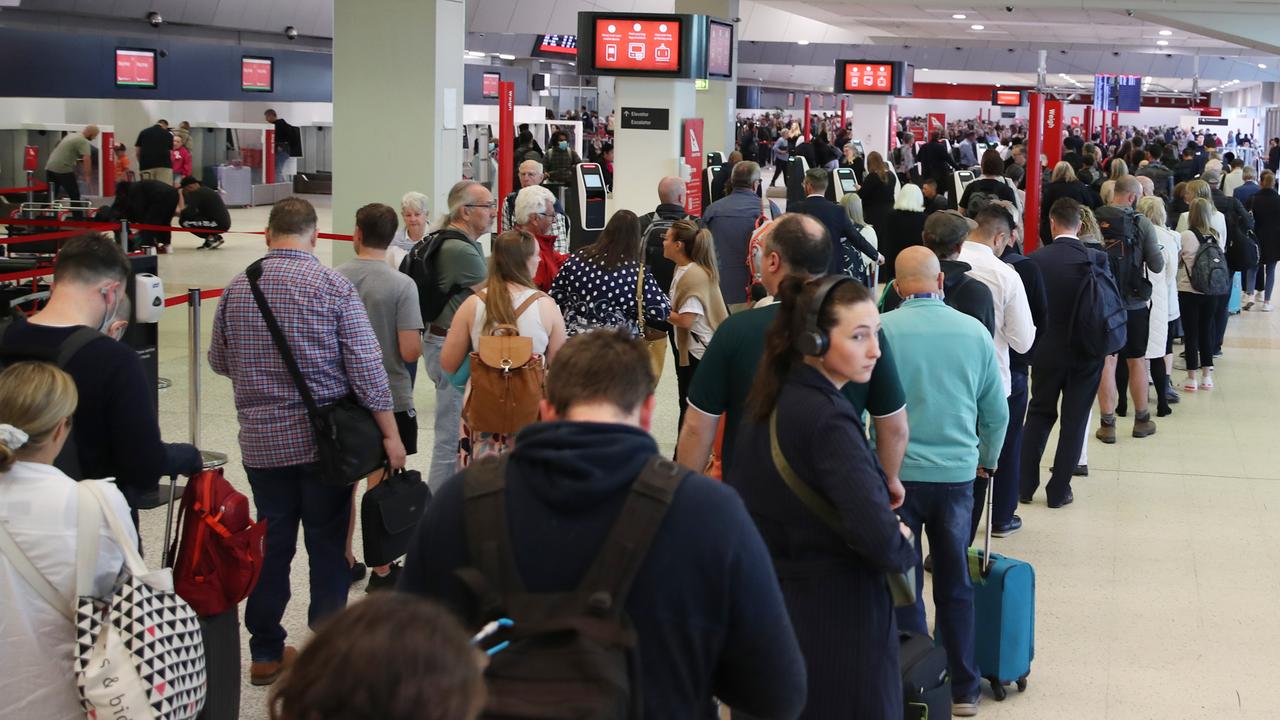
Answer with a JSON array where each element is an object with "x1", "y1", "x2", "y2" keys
[
  {"x1": 1048, "y1": 490, "x2": 1075, "y2": 509},
  {"x1": 196, "y1": 239, "x2": 211, "y2": 250},
  {"x1": 349, "y1": 561, "x2": 367, "y2": 584},
  {"x1": 991, "y1": 515, "x2": 1023, "y2": 538},
  {"x1": 207, "y1": 235, "x2": 225, "y2": 249},
  {"x1": 1165, "y1": 389, "x2": 1180, "y2": 405},
  {"x1": 1073, "y1": 464, "x2": 1089, "y2": 477},
  {"x1": 366, "y1": 563, "x2": 402, "y2": 593}
]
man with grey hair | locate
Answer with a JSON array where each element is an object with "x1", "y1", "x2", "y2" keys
[
  {"x1": 502, "y1": 159, "x2": 569, "y2": 252},
  {"x1": 700, "y1": 161, "x2": 780, "y2": 311},
  {"x1": 638, "y1": 176, "x2": 698, "y2": 292},
  {"x1": 513, "y1": 183, "x2": 567, "y2": 290},
  {"x1": 405, "y1": 180, "x2": 491, "y2": 489},
  {"x1": 45, "y1": 125, "x2": 99, "y2": 201}
]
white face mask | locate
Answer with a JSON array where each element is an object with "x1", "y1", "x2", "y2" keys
[{"x1": 97, "y1": 285, "x2": 121, "y2": 335}]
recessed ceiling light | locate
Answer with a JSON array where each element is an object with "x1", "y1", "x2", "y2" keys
[
  {"x1": 1156, "y1": 40, "x2": 1168, "y2": 46},
  {"x1": 953, "y1": 13, "x2": 967, "y2": 19},
  {"x1": 797, "y1": 40, "x2": 810, "y2": 45},
  {"x1": 498, "y1": 53, "x2": 516, "y2": 60},
  {"x1": 1159, "y1": 30, "x2": 1172, "y2": 36},
  {"x1": 920, "y1": 67, "x2": 929, "y2": 71},
  {"x1": 1259, "y1": 63, "x2": 1268, "y2": 69},
  {"x1": 971, "y1": 24, "x2": 985, "y2": 30}
]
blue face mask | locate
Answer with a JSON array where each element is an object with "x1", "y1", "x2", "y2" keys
[
  {"x1": 558, "y1": 141, "x2": 569, "y2": 151},
  {"x1": 488, "y1": 142, "x2": 496, "y2": 152}
]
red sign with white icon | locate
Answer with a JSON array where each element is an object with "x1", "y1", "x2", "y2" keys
[
  {"x1": 242, "y1": 57, "x2": 273, "y2": 91},
  {"x1": 595, "y1": 18, "x2": 681, "y2": 72},
  {"x1": 842, "y1": 63, "x2": 894, "y2": 93},
  {"x1": 23, "y1": 146, "x2": 37, "y2": 172},
  {"x1": 683, "y1": 118, "x2": 704, "y2": 216},
  {"x1": 1043, "y1": 100, "x2": 1064, "y2": 168},
  {"x1": 993, "y1": 90, "x2": 1024, "y2": 106},
  {"x1": 482, "y1": 72, "x2": 501, "y2": 99},
  {"x1": 115, "y1": 49, "x2": 156, "y2": 88}
]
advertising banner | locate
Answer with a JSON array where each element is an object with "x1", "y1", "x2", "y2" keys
[{"x1": 682, "y1": 118, "x2": 704, "y2": 216}]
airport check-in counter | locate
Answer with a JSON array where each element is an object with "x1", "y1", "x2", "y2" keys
[{"x1": 566, "y1": 162, "x2": 607, "y2": 251}]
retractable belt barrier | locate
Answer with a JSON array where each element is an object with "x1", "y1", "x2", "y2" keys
[{"x1": 0, "y1": 183, "x2": 50, "y2": 195}]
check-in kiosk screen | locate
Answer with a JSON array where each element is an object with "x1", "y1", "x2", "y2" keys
[
  {"x1": 594, "y1": 18, "x2": 681, "y2": 72},
  {"x1": 840, "y1": 178, "x2": 857, "y2": 192},
  {"x1": 582, "y1": 173, "x2": 604, "y2": 188}
]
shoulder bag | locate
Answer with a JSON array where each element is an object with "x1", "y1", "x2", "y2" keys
[
  {"x1": 768, "y1": 409, "x2": 915, "y2": 607},
  {"x1": 361, "y1": 464, "x2": 431, "y2": 567},
  {"x1": 246, "y1": 259, "x2": 385, "y2": 486},
  {"x1": 637, "y1": 266, "x2": 668, "y2": 387},
  {"x1": 464, "y1": 290, "x2": 549, "y2": 436}
]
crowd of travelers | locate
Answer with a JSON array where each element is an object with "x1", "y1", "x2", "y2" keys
[{"x1": 0, "y1": 108, "x2": 1273, "y2": 720}]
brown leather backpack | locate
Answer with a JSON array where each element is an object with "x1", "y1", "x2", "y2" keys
[{"x1": 464, "y1": 291, "x2": 548, "y2": 435}]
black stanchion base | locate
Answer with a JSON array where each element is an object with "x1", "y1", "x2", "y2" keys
[{"x1": 135, "y1": 482, "x2": 183, "y2": 511}]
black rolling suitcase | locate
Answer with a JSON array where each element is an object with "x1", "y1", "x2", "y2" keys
[{"x1": 900, "y1": 631, "x2": 950, "y2": 720}]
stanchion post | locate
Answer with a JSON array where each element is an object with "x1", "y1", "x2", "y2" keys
[
  {"x1": 187, "y1": 288, "x2": 227, "y2": 469},
  {"x1": 119, "y1": 219, "x2": 130, "y2": 252},
  {"x1": 25, "y1": 170, "x2": 34, "y2": 205}
]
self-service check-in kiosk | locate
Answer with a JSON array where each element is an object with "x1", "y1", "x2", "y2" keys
[
  {"x1": 833, "y1": 167, "x2": 859, "y2": 203},
  {"x1": 785, "y1": 155, "x2": 810, "y2": 205},
  {"x1": 952, "y1": 170, "x2": 976, "y2": 210},
  {"x1": 567, "y1": 163, "x2": 607, "y2": 251},
  {"x1": 706, "y1": 151, "x2": 724, "y2": 167},
  {"x1": 703, "y1": 164, "x2": 722, "y2": 210}
]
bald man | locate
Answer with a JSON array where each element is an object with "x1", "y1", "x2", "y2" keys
[
  {"x1": 639, "y1": 176, "x2": 698, "y2": 292},
  {"x1": 502, "y1": 159, "x2": 569, "y2": 252},
  {"x1": 877, "y1": 245, "x2": 1007, "y2": 718},
  {"x1": 45, "y1": 125, "x2": 99, "y2": 201}
]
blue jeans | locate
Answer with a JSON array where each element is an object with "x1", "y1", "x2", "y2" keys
[
  {"x1": 897, "y1": 480, "x2": 980, "y2": 701},
  {"x1": 422, "y1": 333, "x2": 463, "y2": 491},
  {"x1": 1256, "y1": 262, "x2": 1278, "y2": 301},
  {"x1": 984, "y1": 370, "x2": 1028, "y2": 532},
  {"x1": 244, "y1": 464, "x2": 351, "y2": 662},
  {"x1": 274, "y1": 145, "x2": 290, "y2": 181}
]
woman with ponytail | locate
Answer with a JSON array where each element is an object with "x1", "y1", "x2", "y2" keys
[
  {"x1": 442, "y1": 230, "x2": 567, "y2": 464},
  {"x1": 727, "y1": 275, "x2": 916, "y2": 720},
  {"x1": 0, "y1": 362, "x2": 136, "y2": 719},
  {"x1": 662, "y1": 219, "x2": 728, "y2": 434}
]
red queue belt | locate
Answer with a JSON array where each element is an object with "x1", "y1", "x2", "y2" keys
[
  {"x1": 163, "y1": 288, "x2": 225, "y2": 307},
  {"x1": 2, "y1": 216, "x2": 354, "y2": 242},
  {"x1": 0, "y1": 183, "x2": 49, "y2": 194}
]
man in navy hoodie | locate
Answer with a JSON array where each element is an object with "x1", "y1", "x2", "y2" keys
[{"x1": 399, "y1": 331, "x2": 806, "y2": 719}]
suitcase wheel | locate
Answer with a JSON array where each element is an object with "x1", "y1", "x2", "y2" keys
[
  {"x1": 988, "y1": 678, "x2": 1008, "y2": 701},
  {"x1": 1017, "y1": 676, "x2": 1028, "y2": 692}
]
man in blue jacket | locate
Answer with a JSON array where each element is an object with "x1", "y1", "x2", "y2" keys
[
  {"x1": 400, "y1": 331, "x2": 807, "y2": 719},
  {"x1": 879, "y1": 245, "x2": 1008, "y2": 718},
  {"x1": 701, "y1": 161, "x2": 781, "y2": 311}
]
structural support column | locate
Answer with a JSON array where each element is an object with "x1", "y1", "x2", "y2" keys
[
  {"x1": 1024, "y1": 92, "x2": 1044, "y2": 253},
  {"x1": 850, "y1": 95, "x2": 892, "y2": 160},
  {"x1": 333, "y1": 0, "x2": 463, "y2": 259},
  {"x1": 676, "y1": 0, "x2": 738, "y2": 159}
]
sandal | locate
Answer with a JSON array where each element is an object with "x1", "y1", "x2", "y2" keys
[
  {"x1": 1201, "y1": 374, "x2": 1214, "y2": 390},
  {"x1": 1183, "y1": 378, "x2": 1199, "y2": 391}
]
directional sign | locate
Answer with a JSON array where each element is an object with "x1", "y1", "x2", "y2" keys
[{"x1": 620, "y1": 107, "x2": 670, "y2": 130}]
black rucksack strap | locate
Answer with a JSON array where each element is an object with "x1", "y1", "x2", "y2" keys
[
  {"x1": 573, "y1": 456, "x2": 686, "y2": 618},
  {"x1": 458, "y1": 456, "x2": 524, "y2": 616}
]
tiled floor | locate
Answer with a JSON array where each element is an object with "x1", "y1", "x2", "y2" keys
[{"x1": 132, "y1": 196, "x2": 1280, "y2": 719}]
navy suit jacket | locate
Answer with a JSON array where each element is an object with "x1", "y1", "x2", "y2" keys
[
  {"x1": 1028, "y1": 236, "x2": 1111, "y2": 367},
  {"x1": 788, "y1": 195, "x2": 878, "y2": 275}
]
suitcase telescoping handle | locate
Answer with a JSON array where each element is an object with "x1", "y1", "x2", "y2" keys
[{"x1": 981, "y1": 470, "x2": 994, "y2": 576}]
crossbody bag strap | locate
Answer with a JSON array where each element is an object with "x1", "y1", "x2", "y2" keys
[
  {"x1": 635, "y1": 265, "x2": 647, "y2": 333},
  {"x1": 244, "y1": 259, "x2": 323, "y2": 418},
  {"x1": 55, "y1": 327, "x2": 103, "y2": 368},
  {"x1": 0, "y1": 516, "x2": 74, "y2": 621},
  {"x1": 769, "y1": 409, "x2": 843, "y2": 533},
  {"x1": 74, "y1": 481, "x2": 100, "y2": 602}
]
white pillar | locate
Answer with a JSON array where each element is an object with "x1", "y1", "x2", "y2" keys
[
  {"x1": 675, "y1": 0, "x2": 739, "y2": 158},
  {"x1": 613, "y1": 78, "x2": 697, "y2": 215},
  {"x1": 850, "y1": 95, "x2": 892, "y2": 160}
]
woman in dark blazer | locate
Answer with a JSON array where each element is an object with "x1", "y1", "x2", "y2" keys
[
  {"x1": 728, "y1": 276, "x2": 916, "y2": 720},
  {"x1": 1249, "y1": 170, "x2": 1280, "y2": 310},
  {"x1": 858, "y1": 151, "x2": 896, "y2": 240},
  {"x1": 878, "y1": 183, "x2": 927, "y2": 284},
  {"x1": 1039, "y1": 161, "x2": 1096, "y2": 243}
]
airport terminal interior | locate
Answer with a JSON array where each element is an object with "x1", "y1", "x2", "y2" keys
[{"x1": 3, "y1": 0, "x2": 1280, "y2": 718}]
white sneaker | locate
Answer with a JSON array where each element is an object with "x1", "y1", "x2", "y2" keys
[{"x1": 1263, "y1": 302, "x2": 1274, "y2": 312}]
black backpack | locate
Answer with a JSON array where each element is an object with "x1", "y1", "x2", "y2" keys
[
  {"x1": 1067, "y1": 248, "x2": 1128, "y2": 358},
  {"x1": 1186, "y1": 229, "x2": 1233, "y2": 295},
  {"x1": 1222, "y1": 203, "x2": 1259, "y2": 271},
  {"x1": 456, "y1": 455, "x2": 686, "y2": 720},
  {"x1": 1094, "y1": 205, "x2": 1153, "y2": 303},
  {"x1": 641, "y1": 212, "x2": 695, "y2": 292},
  {"x1": 399, "y1": 228, "x2": 474, "y2": 325},
  {"x1": 0, "y1": 316, "x2": 99, "y2": 477}
]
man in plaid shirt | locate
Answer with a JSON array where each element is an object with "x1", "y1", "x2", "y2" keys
[{"x1": 209, "y1": 197, "x2": 406, "y2": 685}]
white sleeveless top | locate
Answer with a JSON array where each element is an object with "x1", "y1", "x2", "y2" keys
[{"x1": 471, "y1": 286, "x2": 551, "y2": 354}]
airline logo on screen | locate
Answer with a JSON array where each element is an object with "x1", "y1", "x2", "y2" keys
[
  {"x1": 844, "y1": 63, "x2": 893, "y2": 92},
  {"x1": 596, "y1": 18, "x2": 680, "y2": 71},
  {"x1": 116, "y1": 50, "x2": 155, "y2": 87},
  {"x1": 242, "y1": 58, "x2": 272, "y2": 91}
]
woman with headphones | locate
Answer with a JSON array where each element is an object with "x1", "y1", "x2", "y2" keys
[{"x1": 726, "y1": 274, "x2": 917, "y2": 719}]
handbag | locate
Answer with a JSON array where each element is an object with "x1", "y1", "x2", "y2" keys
[
  {"x1": 464, "y1": 291, "x2": 548, "y2": 436},
  {"x1": 767, "y1": 410, "x2": 916, "y2": 607},
  {"x1": 246, "y1": 259, "x2": 385, "y2": 486},
  {"x1": 0, "y1": 481, "x2": 208, "y2": 719},
  {"x1": 636, "y1": 265, "x2": 668, "y2": 385},
  {"x1": 361, "y1": 465, "x2": 432, "y2": 567}
]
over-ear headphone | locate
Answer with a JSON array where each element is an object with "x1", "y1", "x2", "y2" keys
[{"x1": 794, "y1": 275, "x2": 853, "y2": 357}]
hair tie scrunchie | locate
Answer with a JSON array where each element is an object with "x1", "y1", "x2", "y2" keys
[{"x1": 0, "y1": 424, "x2": 29, "y2": 451}]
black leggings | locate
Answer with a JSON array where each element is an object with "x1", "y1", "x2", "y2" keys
[
  {"x1": 770, "y1": 160, "x2": 787, "y2": 186},
  {"x1": 1179, "y1": 292, "x2": 1215, "y2": 371},
  {"x1": 675, "y1": 354, "x2": 700, "y2": 445},
  {"x1": 1150, "y1": 357, "x2": 1170, "y2": 412}
]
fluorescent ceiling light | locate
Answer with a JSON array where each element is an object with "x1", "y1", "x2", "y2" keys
[
  {"x1": 797, "y1": 40, "x2": 810, "y2": 45},
  {"x1": 1159, "y1": 30, "x2": 1172, "y2": 36},
  {"x1": 498, "y1": 53, "x2": 516, "y2": 60},
  {"x1": 971, "y1": 24, "x2": 985, "y2": 30},
  {"x1": 1156, "y1": 40, "x2": 1168, "y2": 46},
  {"x1": 920, "y1": 67, "x2": 929, "y2": 71},
  {"x1": 1259, "y1": 63, "x2": 1268, "y2": 69},
  {"x1": 952, "y1": 13, "x2": 967, "y2": 19}
]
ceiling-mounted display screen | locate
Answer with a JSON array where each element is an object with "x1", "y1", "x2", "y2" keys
[
  {"x1": 533, "y1": 34, "x2": 578, "y2": 58},
  {"x1": 115, "y1": 48, "x2": 157, "y2": 88},
  {"x1": 992, "y1": 89, "x2": 1026, "y2": 106},
  {"x1": 835, "y1": 60, "x2": 910, "y2": 95},
  {"x1": 706, "y1": 19, "x2": 734, "y2": 79},
  {"x1": 577, "y1": 13, "x2": 702, "y2": 79},
  {"x1": 482, "y1": 72, "x2": 501, "y2": 99},
  {"x1": 1093, "y1": 73, "x2": 1142, "y2": 112},
  {"x1": 242, "y1": 56, "x2": 274, "y2": 92}
]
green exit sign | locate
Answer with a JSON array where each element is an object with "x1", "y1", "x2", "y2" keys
[{"x1": 695, "y1": 78, "x2": 710, "y2": 91}]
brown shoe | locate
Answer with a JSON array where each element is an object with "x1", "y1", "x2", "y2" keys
[
  {"x1": 250, "y1": 645, "x2": 298, "y2": 686},
  {"x1": 1095, "y1": 423, "x2": 1116, "y2": 444},
  {"x1": 1132, "y1": 417, "x2": 1157, "y2": 438}
]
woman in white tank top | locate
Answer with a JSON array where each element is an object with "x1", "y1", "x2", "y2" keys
[{"x1": 441, "y1": 230, "x2": 567, "y2": 465}]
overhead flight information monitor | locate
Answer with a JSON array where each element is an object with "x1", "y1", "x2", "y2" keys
[
  {"x1": 835, "y1": 60, "x2": 911, "y2": 95},
  {"x1": 533, "y1": 34, "x2": 578, "y2": 58},
  {"x1": 1093, "y1": 74, "x2": 1142, "y2": 112},
  {"x1": 241, "y1": 56, "x2": 274, "y2": 92},
  {"x1": 706, "y1": 19, "x2": 734, "y2": 78},
  {"x1": 116, "y1": 48, "x2": 157, "y2": 88},
  {"x1": 577, "y1": 13, "x2": 702, "y2": 78},
  {"x1": 992, "y1": 89, "x2": 1026, "y2": 106}
]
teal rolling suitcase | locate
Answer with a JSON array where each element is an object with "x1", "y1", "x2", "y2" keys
[{"x1": 969, "y1": 480, "x2": 1035, "y2": 701}]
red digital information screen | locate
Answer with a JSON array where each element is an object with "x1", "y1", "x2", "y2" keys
[
  {"x1": 594, "y1": 18, "x2": 681, "y2": 72},
  {"x1": 842, "y1": 63, "x2": 894, "y2": 93},
  {"x1": 116, "y1": 48, "x2": 156, "y2": 88},
  {"x1": 706, "y1": 20, "x2": 733, "y2": 78},
  {"x1": 482, "y1": 72, "x2": 501, "y2": 99},
  {"x1": 536, "y1": 35, "x2": 578, "y2": 56},
  {"x1": 242, "y1": 57, "x2": 273, "y2": 92},
  {"x1": 992, "y1": 90, "x2": 1024, "y2": 106}
]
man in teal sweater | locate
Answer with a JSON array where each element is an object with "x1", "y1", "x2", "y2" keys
[{"x1": 878, "y1": 243, "x2": 1008, "y2": 718}]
